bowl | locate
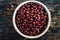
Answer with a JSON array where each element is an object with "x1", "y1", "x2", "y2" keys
[{"x1": 13, "y1": 1, "x2": 51, "y2": 39}]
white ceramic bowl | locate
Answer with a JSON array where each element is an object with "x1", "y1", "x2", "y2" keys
[{"x1": 13, "y1": 1, "x2": 51, "y2": 39}]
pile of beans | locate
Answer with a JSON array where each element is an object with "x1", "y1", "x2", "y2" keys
[{"x1": 15, "y1": 2, "x2": 48, "y2": 36}]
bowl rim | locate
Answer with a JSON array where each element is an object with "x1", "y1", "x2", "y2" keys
[{"x1": 13, "y1": 1, "x2": 51, "y2": 39}]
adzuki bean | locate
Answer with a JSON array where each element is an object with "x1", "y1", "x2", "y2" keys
[{"x1": 15, "y1": 2, "x2": 48, "y2": 36}]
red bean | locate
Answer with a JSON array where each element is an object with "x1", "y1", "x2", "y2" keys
[{"x1": 15, "y1": 2, "x2": 48, "y2": 36}]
